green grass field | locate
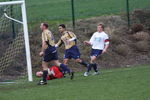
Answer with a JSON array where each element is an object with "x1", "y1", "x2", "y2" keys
[
  {"x1": 0, "y1": 65, "x2": 150, "y2": 100},
  {"x1": 25, "y1": 0, "x2": 150, "y2": 22},
  {"x1": 0, "y1": 0, "x2": 149, "y2": 25}
]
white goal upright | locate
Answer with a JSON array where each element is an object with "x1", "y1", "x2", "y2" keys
[{"x1": 0, "y1": 0, "x2": 33, "y2": 82}]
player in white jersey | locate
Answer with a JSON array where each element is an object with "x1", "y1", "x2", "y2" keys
[{"x1": 84, "y1": 23, "x2": 110, "y2": 76}]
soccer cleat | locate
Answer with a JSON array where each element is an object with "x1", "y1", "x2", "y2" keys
[
  {"x1": 70, "y1": 72, "x2": 74, "y2": 80},
  {"x1": 37, "y1": 80, "x2": 47, "y2": 85},
  {"x1": 92, "y1": 71, "x2": 100, "y2": 75},
  {"x1": 84, "y1": 72, "x2": 88, "y2": 77}
]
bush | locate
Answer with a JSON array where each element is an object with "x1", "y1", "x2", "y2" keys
[
  {"x1": 134, "y1": 40, "x2": 150, "y2": 52},
  {"x1": 131, "y1": 24, "x2": 144, "y2": 33},
  {"x1": 110, "y1": 35, "x2": 121, "y2": 45},
  {"x1": 115, "y1": 44, "x2": 130, "y2": 56},
  {"x1": 133, "y1": 31, "x2": 150, "y2": 41}
]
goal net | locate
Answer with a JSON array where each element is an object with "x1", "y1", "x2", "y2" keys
[{"x1": 0, "y1": 0, "x2": 32, "y2": 82}]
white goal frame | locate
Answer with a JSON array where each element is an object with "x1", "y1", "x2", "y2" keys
[{"x1": 0, "y1": 0, "x2": 33, "y2": 81}]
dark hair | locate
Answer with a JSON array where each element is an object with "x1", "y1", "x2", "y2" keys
[
  {"x1": 42, "y1": 23, "x2": 49, "y2": 28},
  {"x1": 59, "y1": 24, "x2": 66, "y2": 29},
  {"x1": 97, "y1": 23, "x2": 104, "y2": 29}
]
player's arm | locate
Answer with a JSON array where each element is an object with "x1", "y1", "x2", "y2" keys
[
  {"x1": 39, "y1": 33, "x2": 48, "y2": 56},
  {"x1": 102, "y1": 35, "x2": 110, "y2": 54},
  {"x1": 55, "y1": 39, "x2": 63, "y2": 48},
  {"x1": 84, "y1": 41, "x2": 91, "y2": 45},
  {"x1": 102, "y1": 44, "x2": 109, "y2": 54},
  {"x1": 68, "y1": 32, "x2": 77, "y2": 42},
  {"x1": 39, "y1": 41, "x2": 47, "y2": 57},
  {"x1": 84, "y1": 33, "x2": 95, "y2": 45},
  {"x1": 41, "y1": 40, "x2": 47, "y2": 51}
]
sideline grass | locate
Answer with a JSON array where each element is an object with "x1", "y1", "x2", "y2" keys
[{"x1": 0, "y1": 65, "x2": 150, "y2": 100}]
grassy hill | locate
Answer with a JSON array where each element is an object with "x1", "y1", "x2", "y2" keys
[
  {"x1": 0, "y1": 65, "x2": 150, "y2": 100},
  {"x1": 0, "y1": 0, "x2": 149, "y2": 23},
  {"x1": 25, "y1": 0, "x2": 150, "y2": 22}
]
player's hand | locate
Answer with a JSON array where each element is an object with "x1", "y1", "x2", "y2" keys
[
  {"x1": 84, "y1": 41, "x2": 90, "y2": 45},
  {"x1": 39, "y1": 51, "x2": 44, "y2": 57}
]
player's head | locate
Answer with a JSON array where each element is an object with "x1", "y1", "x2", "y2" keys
[
  {"x1": 40, "y1": 23, "x2": 49, "y2": 31},
  {"x1": 97, "y1": 23, "x2": 104, "y2": 32},
  {"x1": 36, "y1": 71, "x2": 43, "y2": 77},
  {"x1": 58, "y1": 24, "x2": 66, "y2": 33}
]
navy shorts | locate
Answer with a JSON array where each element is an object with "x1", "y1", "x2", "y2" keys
[
  {"x1": 43, "y1": 46, "x2": 58, "y2": 62},
  {"x1": 90, "y1": 49, "x2": 103, "y2": 57},
  {"x1": 64, "y1": 45, "x2": 80, "y2": 59}
]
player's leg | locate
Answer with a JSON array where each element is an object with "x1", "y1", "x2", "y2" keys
[
  {"x1": 37, "y1": 61, "x2": 49, "y2": 85},
  {"x1": 53, "y1": 60, "x2": 70, "y2": 73},
  {"x1": 51, "y1": 49, "x2": 74, "y2": 79},
  {"x1": 84, "y1": 56, "x2": 97, "y2": 76},
  {"x1": 90, "y1": 56, "x2": 99, "y2": 74},
  {"x1": 70, "y1": 45, "x2": 89, "y2": 67},
  {"x1": 63, "y1": 58, "x2": 69, "y2": 65},
  {"x1": 75, "y1": 58, "x2": 89, "y2": 67},
  {"x1": 76, "y1": 58, "x2": 91, "y2": 77},
  {"x1": 42, "y1": 61, "x2": 49, "y2": 81},
  {"x1": 38, "y1": 48, "x2": 57, "y2": 85},
  {"x1": 53, "y1": 60, "x2": 74, "y2": 80},
  {"x1": 89, "y1": 49, "x2": 103, "y2": 75},
  {"x1": 84, "y1": 49, "x2": 101, "y2": 76},
  {"x1": 90, "y1": 56, "x2": 97, "y2": 63}
]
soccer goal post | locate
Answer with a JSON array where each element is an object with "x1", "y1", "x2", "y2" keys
[{"x1": 0, "y1": 0, "x2": 33, "y2": 82}]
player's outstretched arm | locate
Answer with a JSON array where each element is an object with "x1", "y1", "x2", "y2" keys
[{"x1": 84, "y1": 41, "x2": 91, "y2": 45}]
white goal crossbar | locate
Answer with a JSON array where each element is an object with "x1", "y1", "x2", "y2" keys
[
  {"x1": 0, "y1": 1, "x2": 24, "y2": 6},
  {"x1": 0, "y1": 0, "x2": 33, "y2": 82}
]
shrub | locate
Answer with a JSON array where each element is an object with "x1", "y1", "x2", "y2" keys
[
  {"x1": 131, "y1": 24, "x2": 144, "y2": 33},
  {"x1": 115, "y1": 44, "x2": 130, "y2": 56},
  {"x1": 110, "y1": 34, "x2": 121, "y2": 45},
  {"x1": 134, "y1": 40, "x2": 150, "y2": 52},
  {"x1": 133, "y1": 31, "x2": 150, "y2": 41}
]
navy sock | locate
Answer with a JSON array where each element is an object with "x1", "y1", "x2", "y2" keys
[
  {"x1": 79, "y1": 61, "x2": 88, "y2": 67},
  {"x1": 87, "y1": 64, "x2": 92, "y2": 72},
  {"x1": 92, "y1": 63, "x2": 98, "y2": 72},
  {"x1": 60, "y1": 64, "x2": 71, "y2": 74},
  {"x1": 42, "y1": 70, "x2": 48, "y2": 82}
]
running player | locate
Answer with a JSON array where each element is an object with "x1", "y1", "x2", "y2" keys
[
  {"x1": 55, "y1": 24, "x2": 89, "y2": 70},
  {"x1": 84, "y1": 23, "x2": 109, "y2": 76}
]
